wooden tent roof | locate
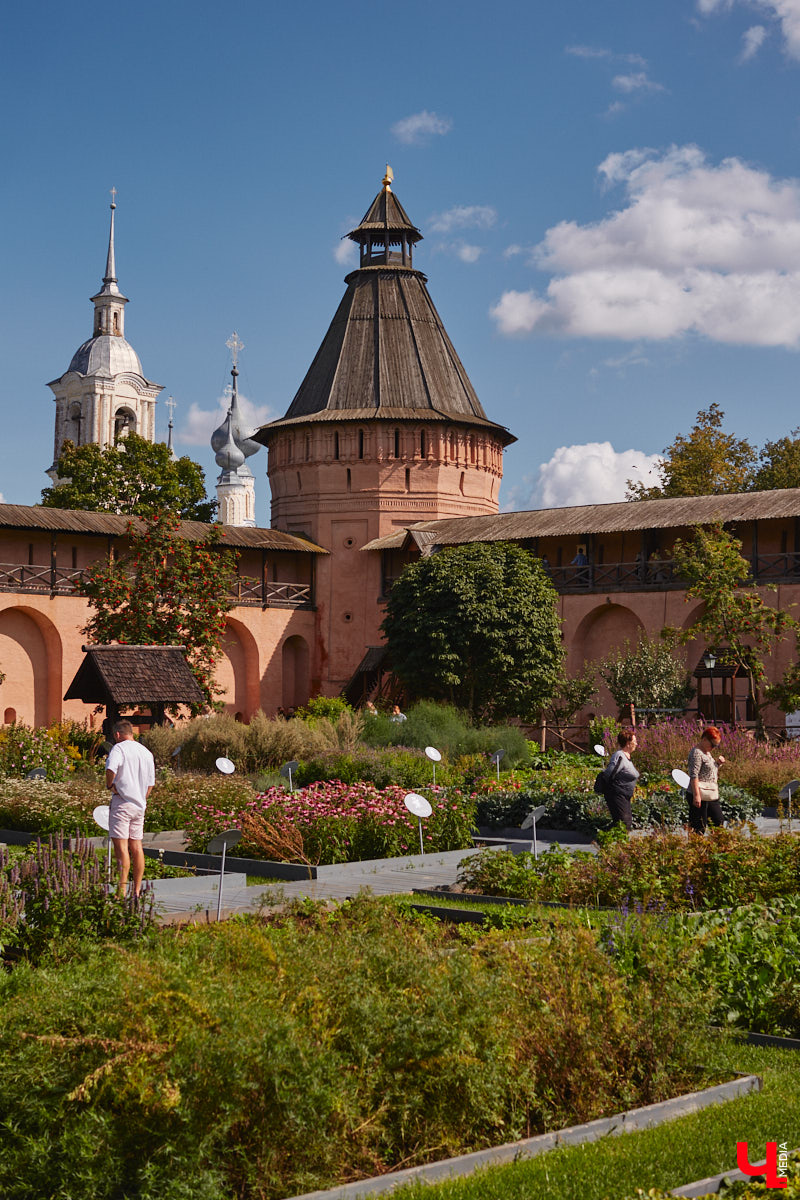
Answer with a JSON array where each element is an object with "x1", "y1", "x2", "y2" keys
[
  {"x1": 255, "y1": 181, "x2": 514, "y2": 447},
  {"x1": 361, "y1": 487, "x2": 800, "y2": 551},
  {"x1": 64, "y1": 645, "x2": 205, "y2": 706},
  {"x1": 347, "y1": 186, "x2": 422, "y2": 242}
]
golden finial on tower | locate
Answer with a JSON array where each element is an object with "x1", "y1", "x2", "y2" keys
[{"x1": 382, "y1": 164, "x2": 394, "y2": 192}]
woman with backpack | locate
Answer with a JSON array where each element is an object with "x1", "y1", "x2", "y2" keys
[{"x1": 600, "y1": 728, "x2": 639, "y2": 832}]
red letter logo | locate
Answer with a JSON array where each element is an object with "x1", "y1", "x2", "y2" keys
[{"x1": 736, "y1": 1142, "x2": 787, "y2": 1188}]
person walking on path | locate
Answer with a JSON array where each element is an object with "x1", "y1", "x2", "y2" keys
[
  {"x1": 687, "y1": 725, "x2": 725, "y2": 834},
  {"x1": 105, "y1": 720, "x2": 155, "y2": 898},
  {"x1": 601, "y1": 728, "x2": 639, "y2": 831}
]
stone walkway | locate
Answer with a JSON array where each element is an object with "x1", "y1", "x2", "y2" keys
[{"x1": 144, "y1": 814, "x2": 792, "y2": 924}]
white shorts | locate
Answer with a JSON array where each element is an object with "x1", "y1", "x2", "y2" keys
[{"x1": 109, "y1": 798, "x2": 145, "y2": 841}]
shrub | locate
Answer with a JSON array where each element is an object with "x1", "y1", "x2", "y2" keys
[
  {"x1": 0, "y1": 723, "x2": 73, "y2": 782},
  {"x1": 458, "y1": 826, "x2": 800, "y2": 910},
  {"x1": 294, "y1": 746, "x2": 464, "y2": 790},
  {"x1": 687, "y1": 897, "x2": 800, "y2": 1035},
  {"x1": 475, "y1": 781, "x2": 760, "y2": 834},
  {"x1": 362, "y1": 700, "x2": 530, "y2": 766},
  {"x1": 0, "y1": 898, "x2": 710, "y2": 1199}
]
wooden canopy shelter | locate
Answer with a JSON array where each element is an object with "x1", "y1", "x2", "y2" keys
[{"x1": 64, "y1": 644, "x2": 205, "y2": 730}]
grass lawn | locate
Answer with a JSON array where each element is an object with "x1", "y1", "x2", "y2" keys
[{"x1": 392, "y1": 1038, "x2": 800, "y2": 1200}]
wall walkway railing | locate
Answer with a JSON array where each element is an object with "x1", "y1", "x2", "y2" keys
[
  {"x1": 383, "y1": 552, "x2": 800, "y2": 597},
  {"x1": 0, "y1": 564, "x2": 313, "y2": 609}
]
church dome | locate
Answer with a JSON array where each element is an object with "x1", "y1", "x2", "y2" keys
[{"x1": 68, "y1": 334, "x2": 143, "y2": 378}]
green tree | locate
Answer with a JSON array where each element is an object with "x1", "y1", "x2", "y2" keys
[
  {"x1": 381, "y1": 542, "x2": 563, "y2": 722},
  {"x1": 597, "y1": 633, "x2": 694, "y2": 715},
  {"x1": 540, "y1": 667, "x2": 596, "y2": 748},
  {"x1": 670, "y1": 522, "x2": 796, "y2": 717},
  {"x1": 42, "y1": 433, "x2": 217, "y2": 521},
  {"x1": 79, "y1": 511, "x2": 238, "y2": 707},
  {"x1": 752, "y1": 428, "x2": 800, "y2": 492},
  {"x1": 627, "y1": 404, "x2": 756, "y2": 500}
]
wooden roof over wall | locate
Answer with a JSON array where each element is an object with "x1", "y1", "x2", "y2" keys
[
  {"x1": 361, "y1": 488, "x2": 800, "y2": 551},
  {"x1": 64, "y1": 645, "x2": 205, "y2": 705},
  {"x1": 0, "y1": 504, "x2": 327, "y2": 553}
]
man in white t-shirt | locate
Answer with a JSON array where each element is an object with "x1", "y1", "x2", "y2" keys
[{"x1": 105, "y1": 719, "x2": 156, "y2": 898}]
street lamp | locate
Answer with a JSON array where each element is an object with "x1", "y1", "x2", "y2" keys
[{"x1": 703, "y1": 652, "x2": 717, "y2": 723}]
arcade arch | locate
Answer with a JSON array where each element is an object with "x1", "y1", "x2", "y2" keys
[
  {"x1": 216, "y1": 619, "x2": 260, "y2": 719},
  {"x1": 0, "y1": 607, "x2": 63, "y2": 726}
]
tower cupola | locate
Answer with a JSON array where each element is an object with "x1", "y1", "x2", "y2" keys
[{"x1": 346, "y1": 165, "x2": 422, "y2": 269}]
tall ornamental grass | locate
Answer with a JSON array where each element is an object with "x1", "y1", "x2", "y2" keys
[{"x1": 0, "y1": 897, "x2": 711, "y2": 1200}]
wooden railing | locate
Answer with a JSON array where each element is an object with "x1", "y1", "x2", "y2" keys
[
  {"x1": 0, "y1": 563, "x2": 313, "y2": 608},
  {"x1": 384, "y1": 552, "x2": 800, "y2": 596}
]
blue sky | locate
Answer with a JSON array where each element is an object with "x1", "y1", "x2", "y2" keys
[{"x1": 3, "y1": 0, "x2": 800, "y2": 524}]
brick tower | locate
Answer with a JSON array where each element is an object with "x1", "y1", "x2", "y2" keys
[{"x1": 255, "y1": 168, "x2": 515, "y2": 697}]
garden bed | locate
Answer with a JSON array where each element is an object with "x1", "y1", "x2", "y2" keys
[{"x1": 283, "y1": 1076, "x2": 762, "y2": 1200}]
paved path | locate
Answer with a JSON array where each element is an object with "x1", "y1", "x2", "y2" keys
[{"x1": 144, "y1": 814, "x2": 792, "y2": 924}]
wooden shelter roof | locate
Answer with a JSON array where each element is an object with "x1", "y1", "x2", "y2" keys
[
  {"x1": 64, "y1": 645, "x2": 205, "y2": 705},
  {"x1": 361, "y1": 488, "x2": 800, "y2": 551},
  {"x1": 0, "y1": 504, "x2": 327, "y2": 553}
]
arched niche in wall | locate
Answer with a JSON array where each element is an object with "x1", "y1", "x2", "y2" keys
[
  {"x1": 0, "y1": 607, "x2": 63, "y2": 726},
  {"x1": 573, "y1": 602, "x2": 646, "y2": 667},
  {"x1": 281, "y1": 634, "x2": 310, "y2": 711},
  {"x1": 217, "y1": 618, "x2": 260, "y2": 720}
]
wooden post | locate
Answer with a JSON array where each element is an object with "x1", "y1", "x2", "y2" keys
[{"x1": 540, "y1": 717, "x2": 547, "y2": 751}]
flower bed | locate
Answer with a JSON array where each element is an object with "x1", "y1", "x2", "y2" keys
[
  {"x1": 476, "y1": 781, "x2": 760, "y2": 835},
  {"x1": 183, "y1": 780, "x2": 477, "y2": 863},
  {"x1": 458, "y1": 826, "x2": 800, "y2": 911}
]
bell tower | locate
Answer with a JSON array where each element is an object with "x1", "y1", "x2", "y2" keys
[{"x1": 47, "y1": 195, "x2": 163, "y2": 481}]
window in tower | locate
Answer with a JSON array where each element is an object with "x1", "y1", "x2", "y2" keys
[
  {"x1": 358, "y1": 430, "x2": 364, "y2": 459},
  {"x1": 71, "y1": 546, "x2": 78, "y2": 570},
  {"x1": 297, "y1": 472, "x2": 302, "y2": 492},
  {"x1": 394, "y1": 429, "x2": 400, "y2": 459},
  {"x1": 334, "y1": 432, "x2": 340, "y2": 460},
  {"x1": 420, "y1": 429, "x2": 427, "y2": 458},
  {"x1": 347, "y1": 468, "x2": 352, "y2": 492},
  {"x1": 405, "y1": 468, "x2": 410, "y2": 491},
  {"x1": 112, "y1": 311, "x2": 120, "y2": 335},
  {"x1": 305, "y1": 436, "x2": 311, "y2": 461},
  {"x1": 459, "y1": 472, "x2": 465, "y2": 495},
  {"x1": 68, "y1": 403, "x2": 82, "y2": 446}
]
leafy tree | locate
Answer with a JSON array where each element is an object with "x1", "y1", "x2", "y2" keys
[
  {"x1": 381, "y1": 542, "x2": 563, "y2": 722},
  {"x1": 670, "y1": 522, "x2": 796, "y2": 717},
  {"x1": 752, "y1": 428, "x2": 800, "y2": 492},
  {"x1": 597, "y1": 633, "x2": 694, "y2": 715},
  {"x1": 42, "y1": 433, "x2": 217, "y2": 521},
  {"x1": 79, "y1": 511, "x2": 238, "y2": 708},
  {"x1": 627, "y1": 404, "x2": 756, "y2": 500}
]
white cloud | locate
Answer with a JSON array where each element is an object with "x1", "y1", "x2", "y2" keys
[
  {"x1": 740, "y1": 23, "x2": 768, "y2": 57},
  {"x1": 513, "y1": 442, "x2": 663, "y2": 509},
  {"x1": 179, "y1": 389, "x2": 273, "y2": 448},
  {"x1": 491, "y1": 145, "x2": 800, "y2": 346},
  {"x1": 699, "y1": 1, "x2": 800, "y2": 61},
  {"x1": 565, "y1": 45, "x2": 646, "y2": 66},
  {"x1": 455, "y1": 243, "x2": 482, "y2": 263},
  {"x1": 428, "y1": 205, "x2": 497, "y2": 233},
  {"x1": 391, "y1": 110, "x2": 452, "y2": 145},
  {"x1": 611, "y1": 70, "x2": 664, "y2": 93},
  {"x1": 334, "y1": 239, "x2": 358, "y2": 266}
]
